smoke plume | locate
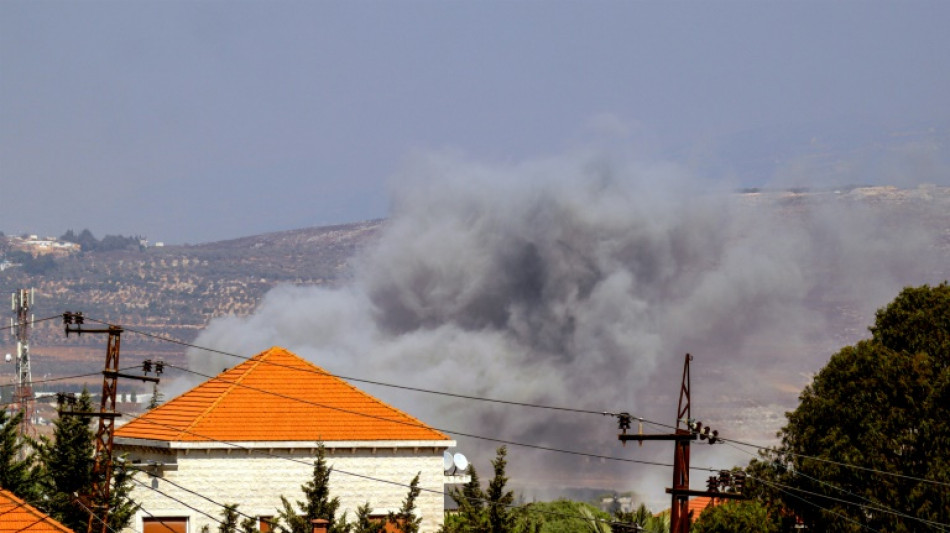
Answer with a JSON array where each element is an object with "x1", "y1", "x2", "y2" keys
[{"x1": 187, "y1": 149, "x2": 950, "y2": 506}]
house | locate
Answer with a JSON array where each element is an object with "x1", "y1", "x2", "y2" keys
[
  {"x1": 114, "y1": 346, "x2": 457, "y2": 533},
  {"x1": 0, "y1": 489, "x2": 74, "y2": 533}
]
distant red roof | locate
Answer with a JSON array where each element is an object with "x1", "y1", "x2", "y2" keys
[
  {"x1": 116, "y1": 346, "x2": 449, "y2": 443},
  {"x1": 0, "y1": 489, "x2": 73, "y2": 533}
]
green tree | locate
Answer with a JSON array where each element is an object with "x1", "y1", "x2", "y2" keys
[
  {"x1": 768, "y1": 282, "x2": 950, "y2": 531},
  {"x1": 446, "y1": 464, "x2": 486, "y2": 533},
  {"x1": 690, "y1": 501, "x2": 779, "y2": 533},
  {"x1": 108, "y1": 457, "x2": 141, "y2": 532},
  {"x1": 515, "y1": 500, "x2": 611, "y2": 533},
  {"x1": 485, "y1": 447, "x2": 514, "y2": 533},
  {"x1": 276, "y1": 444, "x2": 347, "y2": 533},
  {"x1": 613, "y1": 503, "x2": 667, "y2": 533},
  {"x1": 35, "y1": 390, "x2": 97, "y2": 533},
  {"x1": 0, "y1": 409, "x2": 37, "y2": 501},
  {"x1": 352, "y1": 503, "x2": 383, "y2": 533},
  {"x1": 220, "y1": 504, "x2": 240, "y2": 533},
  {"x1": 34, "y1": 390, "x2": 137, "y2": 533},
  {"x1": 388, "y1": 473, "x2": 422, "y2": 533}
]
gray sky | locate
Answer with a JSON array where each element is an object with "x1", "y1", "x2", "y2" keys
[{"x1": 2, "y1": 1, "x2": 949, "y2": 244}]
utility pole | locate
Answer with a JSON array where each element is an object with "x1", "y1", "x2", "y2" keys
[
  {"x1": 10, "y1": 289, "x2": 35, "y2": 439},
  {"x1": 616, "y1": 354, "x2": 745, "y2": 533},
  {"x1": 63, "y1": 312, "x2": 160, "y2": 533}
]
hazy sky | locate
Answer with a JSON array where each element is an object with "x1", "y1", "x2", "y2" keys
[{"x1": 2, "y1": 1, "x2": 948, "y2": 244}]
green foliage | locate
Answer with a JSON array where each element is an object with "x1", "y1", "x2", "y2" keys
[
  {"x1": 34, "y1": 390, "x2": 97, "y2": 532},
  {"x1": 108, "y1": 457, "x2": 141, "y2": 532},
  {"x1": 241, "y1": 514, "x2": 261, "y2": 533},
  {"x1": 31, "y1": 390, "x2": 137, "y2": 532},
  {"x1": 445, "y1": 447, "x2": 539, "y2": 533},
  {"x1": 485, "y1": 447, "x2": 515, "y2": 533},
  {"x1": 276, "y1": 444, "x2": 346, "y2": 533},
  {"x1": 766, "y1": 283, "x2": 950, "y2": 531},
  {"x1": 690, "y1": 501, "x2": 779, "y2": 533},
  {"x1": 518, "y1": 500, "x2": 611, "y2": 533},
  {"x1": 613, "y1": 503, "x2": 667, "y2": 533},
  {"x1": 352, "y1": 502, "x2": 383, "y2": 533},
  {"x1": 220, "y1": 504, "x2": 241, "y2": 533},
  {"x1": 388, "y1": 473, "x2": 422, "y2": 533},
  {"x1": 60, "y1": 229, "x2": 142, "y2": 253},
  {"x1": 446, "y1": 463, "x2": 486, "y2": 532},
  {"x1": 0, "y1": 410, "x2": 37, "y2": 501}
]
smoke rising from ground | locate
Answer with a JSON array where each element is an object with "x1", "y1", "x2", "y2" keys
[{"x1": 186, "y1": 149, "x2": 949, "y2": 506}]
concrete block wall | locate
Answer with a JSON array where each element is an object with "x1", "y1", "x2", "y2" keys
[{"x1": 122, "y1": 446, "x2": 447, "y2": 533}]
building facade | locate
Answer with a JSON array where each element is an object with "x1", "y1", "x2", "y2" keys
[{"x1": 115, "y1": 347, "x2": 456, "y2": 533}]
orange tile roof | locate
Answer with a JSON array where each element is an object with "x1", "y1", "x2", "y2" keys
[
  {"x1": 116, "y1": 346, "x2": 449, "y2": 443},
  {"x1": 0, "y1": 490, "x2": 73, "y2": 533}
]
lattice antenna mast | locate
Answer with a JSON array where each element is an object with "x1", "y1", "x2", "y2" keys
[{"x1": 10, "y1": 289, "x2": 35, "y2": 438}]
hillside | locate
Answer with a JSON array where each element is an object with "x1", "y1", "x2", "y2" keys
[{"x1": 0, "y1": 220, "x2": 382, "y2": 391}]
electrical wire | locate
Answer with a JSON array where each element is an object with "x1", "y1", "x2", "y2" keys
[
  {"x1": 68, "y1": 315, "x2": 948, "y2": 523},
  {"x1": 72, "y1": 496, "x2": 122, "y2": 533},
  {"x1": 749, "y1": 475, "x2": 886, "y2": 533},
  {"x1": 0, "y1": 315, "x2": 67, "y2": 333},
  {"x1": 82, "y1": 316, "x2": 674, "y2": 430},
  {"x1": 718, "y1": 435, "x2": 950, "y2": 489},
  {"x1": 0, "y1": 366, "x2": 143, "y2": 391},
  {"x1": 130, "y1": 477, "x2": 224, "y2": 526},
  {"x1": 124, "y1": 417, "x2": 631, "y2": 529},
  {"x1": 160, "y1": 361, "x2": 711, "y2": 473},
  {"x1": 725, "y1": 442, "x2": 948, "y2": 531}
]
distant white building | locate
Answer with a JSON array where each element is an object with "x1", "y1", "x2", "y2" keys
[{"x1": 115, "y1": 346, "x2": 457, "y2": 533}]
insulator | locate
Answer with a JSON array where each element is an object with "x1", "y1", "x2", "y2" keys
[
  {"x1": 688, "y1": 418, "x2": 698, "y2": 431},
  {"x1": 155, "y1": 361, "x2": 164, "y2": 375},
  {"x1": 709, "y1": 429, "x2": 719, "y2": 444},
  {"x1": 733, "y1": 472, "x2": 746, "y2": 493},
  {"x1": 63, "y1": 312, "x2": 72, "y2": 324},
  {"x1": 719, "y1": 470, "x2": 732, "y2": 486},
  {"x1": 700, "y1": 425, "x2": 710, "y2": 440},
  {"x1": 706, "y1": 476, "x2": 719, "y2": 492},
  {"x1": 143, "y1": 360, "x2": 152, "y2": 373},
  {"x1": 617, "y1": 412, "x2": 632, "y2": 432},
  {"x1": 75, "y1": 312, "x2": 84, "y2": 324}
]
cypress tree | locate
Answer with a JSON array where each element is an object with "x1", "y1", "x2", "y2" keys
[{"x1": 0, "y1": 409, "x2": 37, "y2": 501}]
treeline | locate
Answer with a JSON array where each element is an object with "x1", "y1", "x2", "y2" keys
[{"x1": 60, "y1": 229, "x2": 143, "y2": 252}]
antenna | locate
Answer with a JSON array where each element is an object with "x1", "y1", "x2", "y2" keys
[
  {"x1": 443, "y1": 451, "x2": 454, "y2": 473},
  {"x1": 453, "y1": 453, "x2": 468, "y2": 472},
  {"x1": 10, "y1": 289, "x2": 35, "y2": 439}
]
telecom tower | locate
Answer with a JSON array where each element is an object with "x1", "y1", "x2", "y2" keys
[{"x1": 10, "y1": 288, "x2": 35, "y2": 438}]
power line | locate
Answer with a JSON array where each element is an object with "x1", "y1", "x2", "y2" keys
[
  {"x1": 719, "y1": 435, "x2": 950, "y2": 489},
  {"x1": 84, "y1": 317, "x2": 674, "y2": 430},
  {"x1": 160, "y1": 362, "x2": 705, "y2": 473},
  {"x1": 81, "y1": 316, "x2": 949, "y2": 511},
  {"x1": 0, "y1": 367, "x2": 143, "y2": 391},
  {"x1": 725, "y1": 442, "x2": 947, "y2": 531},
  {"x1": 0, "y1": 315, "x2": 65, "y2": 333},
  {"x1": 130, "y1": 477, "x2": 224, "y2": 527},
  {"x1": 125, "y1": 417, "x2": 632, "y2": 529},
  {"x1": 750, "y1": 475, "x2": 886, "y2": 533}
]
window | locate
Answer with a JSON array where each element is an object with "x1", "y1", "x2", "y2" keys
[
  {"x1": 143, "y1": 517, "x2": 188, "y2": 533},
  {"x1": 259, "y1": 516, "x2": 273, "y2": 533}
]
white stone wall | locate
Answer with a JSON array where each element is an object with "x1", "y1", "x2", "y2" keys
[{"x1": 120, "y1": 446, "x2": 447, "y2": 533}]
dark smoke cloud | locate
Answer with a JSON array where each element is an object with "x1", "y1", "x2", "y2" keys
[{"x1": 186, "y1": 149, "x2": 950, "y2": 507}]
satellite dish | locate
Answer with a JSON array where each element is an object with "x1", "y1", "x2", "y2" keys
[
  {"x1": 443, "y1": 451, "x2": 454, "y2": 472},
  {"x1": 453, "y1": 453, "x2": 468, "y2": 472},
  {"x1": 4, "y1": 354, "x2": 10, "y2": 363}
]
